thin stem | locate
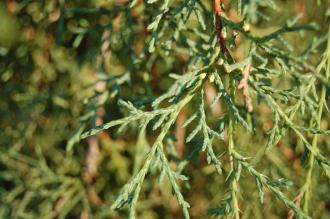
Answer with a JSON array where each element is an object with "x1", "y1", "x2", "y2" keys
[
  {"x1": 214, "y1": 0, "x2": 230, "y2": 58},
  {"x1": 228, "y1": 77, "x2": 240, "y2": 219},
  {"x1": 228, "y1": 118, "x2": 240, "y2": 219},
  {"x1": 214, "y1": 8, "x2": 244, "y2": 215},
  {"x1": 129, "y1": 93, "x2": 194, "y2": 219},
  {"x1": 303, "y1": 27, "x2": 330, "y2": 213}
]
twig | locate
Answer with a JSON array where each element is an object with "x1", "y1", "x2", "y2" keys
[
  {"x1": 237, "y1": 61, "x2": 253, "y2": 112},
  {"x1": 175, "y1": 111, "x2": 187, "y2": 158},
  {"x1": 287, "y1": 194, "x2": 303, "y2": 219},
  {"x1": 228, "y1": 118, "x2": 240, "y2": 219},
  {"x1": 228, "y1": 76, "x2": 240, "y2": 219},
  {"x1": 302, "y1": 27, "x2": 330, "y2": 213},
  {"x1": 214, "y1": 0, "x2": 230, "y2": 58}
]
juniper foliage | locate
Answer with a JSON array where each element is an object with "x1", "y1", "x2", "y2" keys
[
  {"x1": 1, "y1": 0, "x2": 330, "y2": 219},
  {"x1": 71, "y1": 1, "x2": 330, "y2": 218}
]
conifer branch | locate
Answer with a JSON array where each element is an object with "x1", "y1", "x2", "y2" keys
[
  {"x1": 214, "y1": 0, "x2": 231, "y2": 58},
  {"x1": 302, "y1": 27, "x2": 330, "y2": 213},
  {"x1": 233, "y1": 151, "x2": 311, "y2": 219},
  {"x1": 228, "y1": 75, "x2": 240, "y2": 219},
  {"x1": 60, "y1": 1, "x2": 330, "y2": 218},
  {"x1": 237, "y1": 59, "x2": 253, "y2": 112}
]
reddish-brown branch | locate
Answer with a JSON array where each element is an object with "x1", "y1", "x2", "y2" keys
[
  {"x1": 214, "y1": 0, "x2": 230, "y2": 57},
  {"x1": 214, "y1": 0, "x2": 222, "y2": 14}
]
